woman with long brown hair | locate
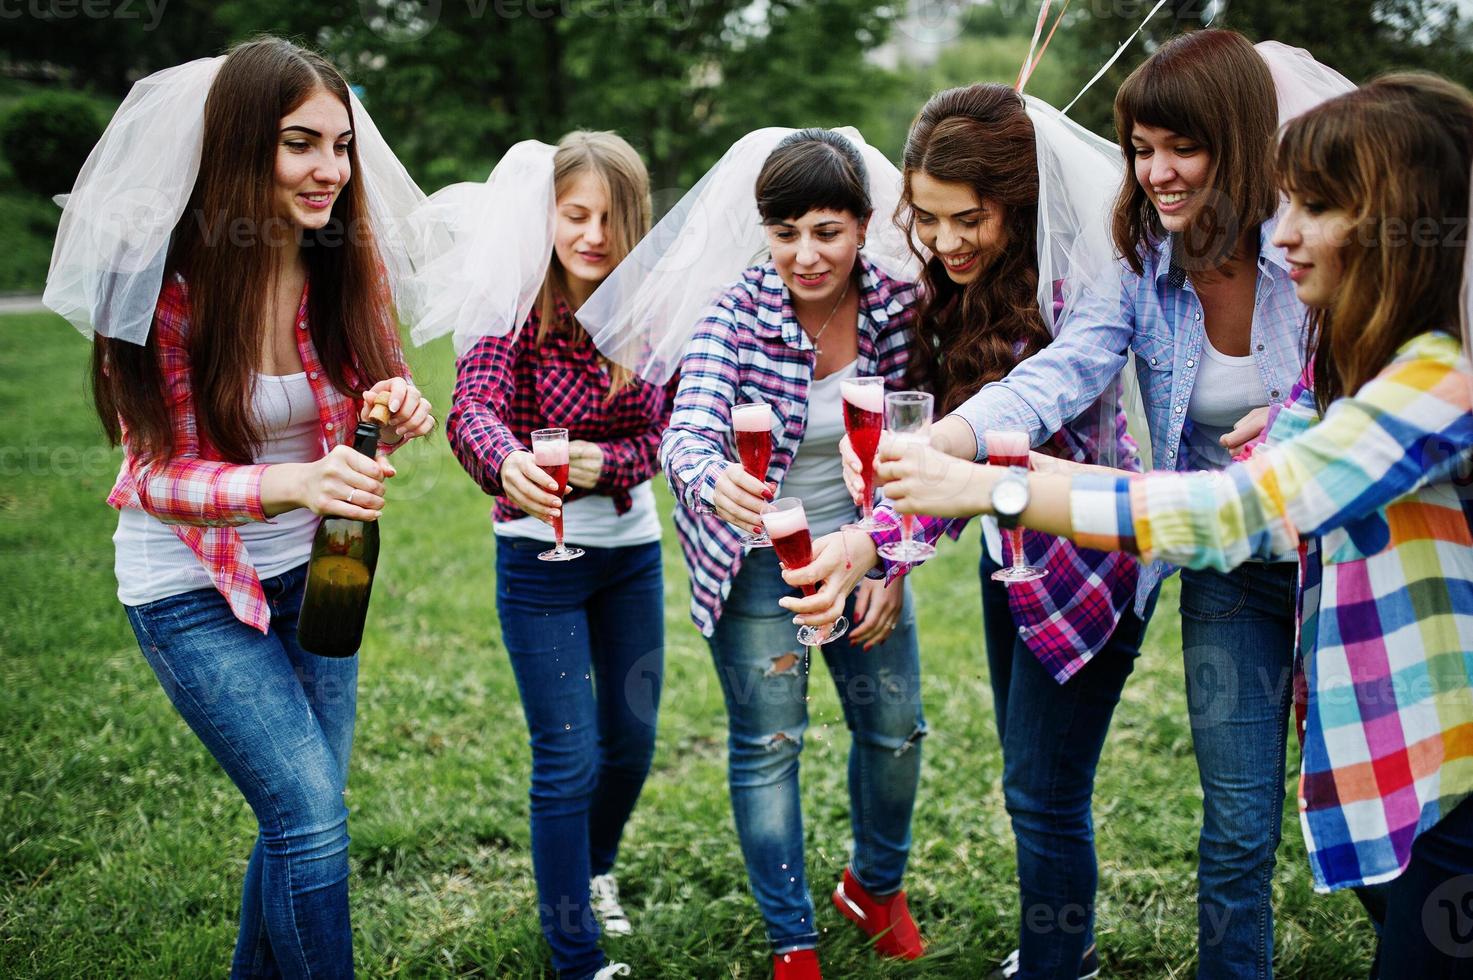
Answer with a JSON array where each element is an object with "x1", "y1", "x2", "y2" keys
[
  {"x1": 48, "y1": 37, "x2": 433, "y2": 978},
  {"x1": 438, "y1": 131, "x2": 669, "y2": 980},
  {"x1": 870, "y1": 71, "x2": 1473, "y2": 979},
  {"x1": 813, "y1": 83, "x2": 1154, "y2": 980}
]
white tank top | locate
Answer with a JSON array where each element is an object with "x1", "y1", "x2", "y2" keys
[
  {"x1": 1185, "y1": 333, "x2": 1265, "y2": 470},
  {"x1": 780, "y1": 359, "x2": 859, "y2": 538},
  {"x1": 114, "y1": 372, "x2": 323, "y2": 606}
]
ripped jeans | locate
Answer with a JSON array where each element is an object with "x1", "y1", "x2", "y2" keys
[{"x1": 708, "y1": 548, "x2": 925, "y2": 953}]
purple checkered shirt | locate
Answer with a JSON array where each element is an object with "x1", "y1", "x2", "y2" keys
[
  {"x1": 661, "y1": 259, "x2": 919, "y2": 636},
  {"x1": 872, "y1": 409, "x2": 1142, "y2": 684},
  {"x1": 447, "y1": 302, "x2": 675, "y2": 523}
]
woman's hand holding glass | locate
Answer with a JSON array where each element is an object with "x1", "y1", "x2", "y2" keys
[
  {"x1": 500, "y1": 450, "x2": 568, "y2": 522},
  {"x1": 713, "y1": 462, "x2": 775, "y2": 536},
  {"x1": 873, "y1": 433, "x2": 999, "y2": 520},
  {"x1": 778, "y1": 528, "x2": 881, "y2": 632}
]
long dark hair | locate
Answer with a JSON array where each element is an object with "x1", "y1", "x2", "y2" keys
[
  {"x1": 92, "y1": 36, "x2": 403, "y2": 464},
  {"x1": 1278, "y1": 73, "x2": 1473, "y2": 412},
  {"x1": 900, "y1": 83, "x2": 1048, "y2": 415},
  {"x1": 1112, "y1": 29, "x2": 1279, "y2": 275}
]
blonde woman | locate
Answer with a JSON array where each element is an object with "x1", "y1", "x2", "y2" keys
[{"x1": 442, "y1": 132, "x2": 668, "y2": 980}]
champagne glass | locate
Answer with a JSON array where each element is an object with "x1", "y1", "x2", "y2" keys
[
  {"x1": 762, "y1": 497, "x2": 849, "y2": 646},
  {"x1": 876, "y1": 391, "x2": 937, "y2": 563},
  {"x1": 840, "y1": 376, "x2": 888, "y2": 531},
  {"x1": 984, "y1": 428, "x2": 1047, "y2": 583},
  {"x1": 731, "y1": 402, "x2": 775, "y2": 548},
  {"x1": 532, "y1": 428, "x2": 584, "y2": 562}
]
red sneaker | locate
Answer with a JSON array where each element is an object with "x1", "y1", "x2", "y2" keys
[
  {"x1": 830, "y1": 867, "x2": 925, "y2": 960},
  {"x1": 772, "y1": 947, "x2": 822, "y2": 980}
]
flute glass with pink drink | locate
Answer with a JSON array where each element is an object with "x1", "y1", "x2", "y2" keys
[
  {"x1": 840, "y1": 376, "x2": 887, "y2": 531},
  {"x1": 731, "y1": 402, "x2": 775, "y2": 548},
  {"x1": 984, "y1": 428, "x2": 1046, "y2": 583},
  {"x1": 761, "y1": 497, "x2": 849, "y2": 645},
  {"x1": 876, "y1": 391, "x2": 937, "y2": 563},
  {"x1": 532, "y1": 428, "x2": 584, "y2": 562}
]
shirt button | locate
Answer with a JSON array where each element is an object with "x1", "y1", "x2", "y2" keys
[
  {"x1": 1175, "y1": 405, "x2": 1183, "y2": 414},
  {"x1": 309, "y1": 371, "x2": 319, "y2": 380},
  {"x1": 1168, "y1": 450, "x2": 1176, "y2": 459},
  {"x1": 325, "y1": 422, "x2": 335, "y2": 432},
  {"x1": 1195, "y1": 313, "x2": 1202, "y2": 321},
  {"x1": 1186, "y1": 359, "x2": 1195, "y2": 368},
  {"x1": 1271, "y1": 390, "x2": 1281, "y2": 399},
  {"x1": 1256, "y1": 344, "x2": 1265, "y2": 351},
  {"x1": 1150, "y1": 357, "x2": 1158, "y2": 366}
]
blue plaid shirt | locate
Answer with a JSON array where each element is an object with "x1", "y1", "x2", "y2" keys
[
  {"x1": 661, "y1": 258, "x2": 918, "y2": 636},
  {"x1": 950, "y1": 219, "x2": 1308, "y2": 606}
]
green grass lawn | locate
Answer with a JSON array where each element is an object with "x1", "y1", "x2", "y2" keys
[{"x1": 0, "y1": 311, "x2": 1375, "y2": 977}]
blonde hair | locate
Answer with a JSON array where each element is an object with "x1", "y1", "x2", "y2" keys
[{"x1": 536, "y1": 130, "x2": 652, "y2": 397}]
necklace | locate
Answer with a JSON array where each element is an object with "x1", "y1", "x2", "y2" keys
[{"x1": 802, "y1": 278, "x2": 851, "y2": 356}]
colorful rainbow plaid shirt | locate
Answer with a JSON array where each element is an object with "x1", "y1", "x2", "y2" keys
[{"x1": 1071, "y1": 332, "x2": 1473, "y2": 891}]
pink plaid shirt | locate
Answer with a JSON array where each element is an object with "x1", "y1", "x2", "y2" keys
[
  {"x1": 446, "y1": 302, "x2": 676, "y2": 524},
  {"x1": 107, "y1": 276, "x2": 406, "y2": 632}
]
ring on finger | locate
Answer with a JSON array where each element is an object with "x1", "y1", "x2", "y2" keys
[{"x1": 347, "y1": 489, "x2": 357, "y2": 505}]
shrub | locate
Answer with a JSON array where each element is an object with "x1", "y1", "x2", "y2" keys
[{"x1": 1, "y1": 92, "x2": 104, "y2": 198}]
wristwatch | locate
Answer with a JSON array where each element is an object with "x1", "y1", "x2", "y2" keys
[{"x1": 990, "y1": 466, "x2": 1031, "y2": 531}]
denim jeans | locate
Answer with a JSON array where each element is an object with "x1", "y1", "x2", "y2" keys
[
  {"x1": 124, "y1": 562, "x2": 356, "y2": 980},
  {"x1": 707, "y1": 548, "x2": 925, "y2": 953},
  {"x1": 1179, "y1": 563, "x2": 1298, "y2": 980},
  {"x1": 1369, "y1": 794, "x2": 1473, "y2": 978},
  {"x1": 981, "y1": 552, "x2": 1159, "y2": 980},
  {"x1": 495, "y1": 537, "x2": 664, "y2": 980}
]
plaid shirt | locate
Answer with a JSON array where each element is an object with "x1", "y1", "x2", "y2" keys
[
  {"x1": 1071, "y1": 332, "x2": 1473, "y2": 892},
  {"x1": 107, "y1": 276, "x2": 406, "y2": 633},
  {"x1": 951, "y1": 220, "x2": 1307, "y2": 609},
  {"x1": 872, "y1": 412, "x2": 1141, "y2": 685},
  {"x1": 662, "y1": 259, "x2": 918, "y2": 636},
  {"x1": 446, "y1": 302, "x2": 675, "y2": 523}
]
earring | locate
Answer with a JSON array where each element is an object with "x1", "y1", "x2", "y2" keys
[{"x1": 858, "y1": 238, "x2": 866, "y2": 249}]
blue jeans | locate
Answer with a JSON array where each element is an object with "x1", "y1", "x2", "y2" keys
[
  {"x1": 1179, "y1": 563, "x2": 1298, "y2": 980},
  {"x1": 495, "y1": 537, "x2": 664, "y2": 980},
  {"x1": 981, "y1": 552, "x2": 1159, "y2": 980},
  {"x1": 1369, "y1": 794, "x2": 1473, "y2": 978},
  {"x1": 124, "y1": 562, "x2": 356, "y2": 980},
  {"x1": 707, "y1": 548, "x2": 925, "y2": 953}
]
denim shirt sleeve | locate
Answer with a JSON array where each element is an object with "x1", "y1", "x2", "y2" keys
[{"x1": 949, "y1": 272, "x2": 1136, "y2": 461}]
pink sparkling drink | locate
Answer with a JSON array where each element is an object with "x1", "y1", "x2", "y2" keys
[
  {"x1": 761, "y1": 498, "x2": 849, "y2": 645},
  {"x1": 531, "y1": 428, "x2": 584, "y2": 562},
  {"x1": 983, "y1": 430, "x2": 1030, "y2": 469},
  {"x1": 840, "y1": 377, "x2": 885, "y2": 530},
  {"x1": 732, "y1": 403, "x2": 775, "y2": 547},
  {"x1": 983, "y1": 428, "x2": 1046, "y2": 584}
]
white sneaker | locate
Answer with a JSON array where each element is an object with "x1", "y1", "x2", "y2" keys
[
  {"x1": 590, "y1": 874, "x2": 632, "y2": 936},
  {"x1": 593, "y1": 963, "x2": 630, "y2": 979}
]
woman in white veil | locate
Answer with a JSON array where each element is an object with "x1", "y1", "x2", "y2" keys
[
  {"x1": 596, "y1": 127, "x2": 929, "y2": 977},
  {"x1": 46, "y1": 37, "x2": 433, "y2": 978},
  {"x1": 784, "y1": 83, "x2": 1152, "y2": 980}
]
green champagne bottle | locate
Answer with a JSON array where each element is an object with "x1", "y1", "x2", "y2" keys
[{"x1": 296, "y1": 397, "x2": 391, "y2": 657}]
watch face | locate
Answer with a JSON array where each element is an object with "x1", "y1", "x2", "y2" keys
[{"x1": 994, "y1": 477, "x2": 1028, "y2": 517}]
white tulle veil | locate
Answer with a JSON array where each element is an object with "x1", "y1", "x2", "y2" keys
[
  {"x1": 577, "y1": 126, "x2": 920, "y2": 385},
  {"x1": 399, "y1": 141, "x2": 558, "y2": 355}
]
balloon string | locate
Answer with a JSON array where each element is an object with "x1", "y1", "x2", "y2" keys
[
  {"x1": 1018, "y1": 0, "x2": 1073, "y2": 94},
  {"x1": 1015, "y1": 0, "x2": 1052, "y2": 91},
  {"x1": 1062, "y1": 0, "x2": 1172, "y2": 114}
]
